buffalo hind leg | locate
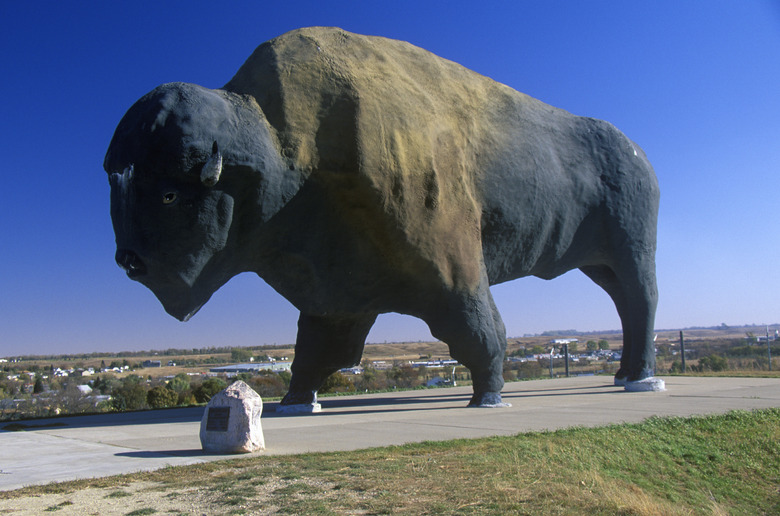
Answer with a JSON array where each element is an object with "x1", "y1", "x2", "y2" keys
[
  {"x1": 425, "y1": 276, "x2": 510, "y2": 407},
  {"x1": 279, "y1": 312, "x2": 377, "y2": 411},
  {"x1": 581, "y1": 262, "x2": 663, "y2": 390}
]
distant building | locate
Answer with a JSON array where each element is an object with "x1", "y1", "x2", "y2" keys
[
  {"x1": 142, "y1": 360, "x2": 162, "y2": 368},
  {"x1": 410, "y1": 359, "x2": 459, "y2": 368},
  {"x1": 209, "y1": 362, "x2": 292, "y2": 375},
  {"x1": 77, "y1": 385, "x2": 93, "y2": 395},
  {"x1": 551, "y1": 339, "x2": 578, "y2": 345}
]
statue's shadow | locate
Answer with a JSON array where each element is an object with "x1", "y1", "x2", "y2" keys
[
  {"x1": 267, "y1": 381, "x2": 620, "y2": 417},
  {"x1": 115, "y1": 449, "x2": 247, "y2": 458},
  {"x1": 109, "y1": 383, "x2": 620, "y2": 459}
]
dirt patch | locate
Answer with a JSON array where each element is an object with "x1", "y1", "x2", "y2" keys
[{"x1": 0, "y1": 477, "x2": 345, "y2": 515}]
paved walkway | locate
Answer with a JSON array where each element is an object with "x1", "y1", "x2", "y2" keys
[{"x1": 1, "y1": 375, "x2": 778, "y2": 491}]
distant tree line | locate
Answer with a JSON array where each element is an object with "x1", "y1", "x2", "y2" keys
[
  {"x1": 5, "y1": 336, "x2": 776, "y2": 422},
  {"x1": 2, "y1": 344, "x2": 292, "y2": 363}
]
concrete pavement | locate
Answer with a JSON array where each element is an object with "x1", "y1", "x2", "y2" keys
[{"x1": 1, "y1": 375, "x2": 778, "y2": 491}]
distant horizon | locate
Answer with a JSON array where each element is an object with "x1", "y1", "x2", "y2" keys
[{"x1": 3, "y1": 321, "x2": 777, "y2": 360}]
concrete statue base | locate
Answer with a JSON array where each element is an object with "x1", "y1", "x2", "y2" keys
[
  {"x1": 276, "y1": 403, "x2": 322, "y2": 414},
  {"x1": 616, "y1": 376, "x2": 667, "y2": 392}
]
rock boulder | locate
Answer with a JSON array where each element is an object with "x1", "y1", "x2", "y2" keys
[{"x1": 199, "y1": 381, "x2": 264, "y2": 453}]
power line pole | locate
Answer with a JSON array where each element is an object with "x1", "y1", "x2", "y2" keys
[
  {"x1": 768, "y1": 326, "x2": 773, "y2": 372},
  {"x1": 550, "y1": 347, "x2": 554, "y2": 378},
  {"x1": 679, "y1": 331, "x2": 686, "y2": 373}
]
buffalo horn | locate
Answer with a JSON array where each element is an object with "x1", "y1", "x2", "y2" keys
[{"x1": 201, "y1": 141, "x2": 222, "y2": 186}]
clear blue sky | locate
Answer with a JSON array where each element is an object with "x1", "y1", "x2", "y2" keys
[{"x1": 1, "y1": 1, "x2": 778, "y2": 356}]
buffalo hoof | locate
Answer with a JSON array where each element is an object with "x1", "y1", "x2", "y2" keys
[
  {"x1": 468, "y1": 391, "x2": 511, "y2": 408},
  {"x1": 623, "y1": 377, "x2": 666, "y2": 392},
  {"x1": 614, "y1": 369, "x2": 664, "y2": 391},
  {"x1": 276, "y1": 402, "x2": 322, "y2": 414},
  {"x1": 278, "y1": 390, "x2": 321, "y2": 413}
]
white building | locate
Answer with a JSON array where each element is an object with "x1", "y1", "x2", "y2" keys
[
  {"x1": 550, "y1": 339, "x2": 579, "y2": 345},
  {"x1": 209, "y1": 362, "x2": 292, "y2": 375}
]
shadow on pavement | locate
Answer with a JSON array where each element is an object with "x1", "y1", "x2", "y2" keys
[
  {"x1": 1, "y1": 381, "x2": 621, "y2": 430},
  {"x1": 0, "y1": 406, "x2": 205, "y2": 432},
  {"x1": 115, "y1": 449, "x2": 240, "y2": 459}
]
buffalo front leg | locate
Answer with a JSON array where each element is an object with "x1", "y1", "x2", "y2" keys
[
  {"x1": 278, "y1": 312, "x2": 377, "y2": 412},
  {"x1": 425, "y1": 276, "x2": 510, "y2": 407}
]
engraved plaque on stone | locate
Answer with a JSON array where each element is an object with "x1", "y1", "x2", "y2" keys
[{"x1": 206, "y1": 407, "x2": 230, "y2": 432}]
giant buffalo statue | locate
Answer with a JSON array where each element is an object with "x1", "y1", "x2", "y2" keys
[{"x1": 105, "y1": 27, "x2": 662, "y2": 411}]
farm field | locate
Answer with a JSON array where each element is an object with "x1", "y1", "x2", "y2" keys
[{"x1": 5, "y1": 323, "x2": 776, "y2": 373}]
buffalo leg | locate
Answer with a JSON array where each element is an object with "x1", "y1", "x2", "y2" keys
[
  {"x1": 581, "y1": 261, "x2": 658, "y2": 383},
  {"x1": 280, "y1": 312, "x2": 377, "y2": 406},
  {"x1": 425, "y1": 275, "x2": 509, "y2": 407}
]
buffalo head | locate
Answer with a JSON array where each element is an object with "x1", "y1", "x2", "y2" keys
[{"x1": 104, "y1": 82, "x2": 293, "y2": 321}]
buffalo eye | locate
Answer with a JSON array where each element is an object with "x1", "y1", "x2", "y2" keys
[{"x1": 162, "y1": 192, "x2": 178, "y2": 205}]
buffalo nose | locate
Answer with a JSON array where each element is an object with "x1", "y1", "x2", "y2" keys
[{"x1": 115, "y1": 249, "x2": 147, "y2": 278}]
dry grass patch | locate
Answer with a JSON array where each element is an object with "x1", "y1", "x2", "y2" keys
[{"x1": 1, "y1": 409, "x2": 778, "y2": 514}]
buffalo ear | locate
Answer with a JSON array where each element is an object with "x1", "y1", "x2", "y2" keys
[{"x1": 201, "y1": 141, "x2": 222, "y2": 187}]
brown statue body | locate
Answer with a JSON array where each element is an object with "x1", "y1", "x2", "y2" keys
[{"x1": 105, "y1": 28, "x2": 661, "y2": 410}]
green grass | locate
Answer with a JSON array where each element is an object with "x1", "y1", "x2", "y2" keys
[
  {"x1": 43, "y1": 500, "x2": 72, "y2": 512},
  {"x1": 125, "y1": 509, "x2": 157, "y2": 516},
  {"x1": 2, "y1": 408, "x2": 778, "y2": 514},
  {"x1": 105, "y1": 489, "x2": 131, "y2": 498}
]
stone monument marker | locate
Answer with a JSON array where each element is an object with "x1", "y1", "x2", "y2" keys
[{"x1": 200, "y1": 381, "x2": 265, "y2": 453}]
